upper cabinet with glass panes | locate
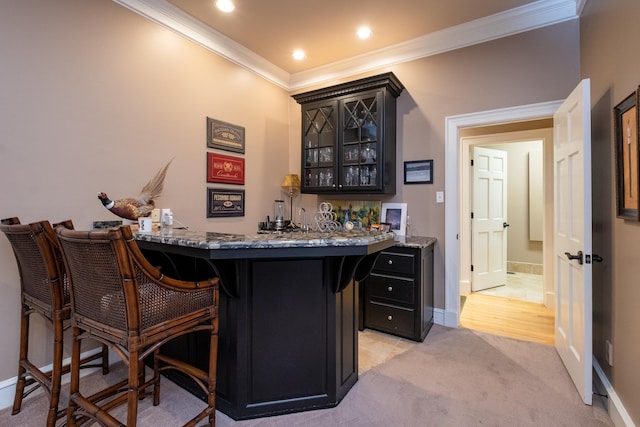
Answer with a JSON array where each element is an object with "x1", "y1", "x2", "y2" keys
[{"x1": 293, "y1": 73, "x2": 404, "y2": 194}]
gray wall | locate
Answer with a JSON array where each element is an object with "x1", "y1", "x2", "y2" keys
[{"x1": 581, "y1": 0, "x2": 640, "y2": 422}]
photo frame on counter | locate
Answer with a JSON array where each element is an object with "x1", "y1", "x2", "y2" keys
[
  {"x1": 207, "y1": 117, "x2": 245, "y2": 153},
  {"x1": 614, "y1": 87, "x2": 640, "y2": 220},
  {"x1": 381, "y1": 203, "x2": 407, "y2": 236},
  {"x1": 404, "y1": 159, "x2": 433, "y2": 184},
  {"x1": 207, "y1": 188, "x2": 245, "y2": 217},
  {"x1": 207, "y1": 152, "x2": 245, "y2": 185}
]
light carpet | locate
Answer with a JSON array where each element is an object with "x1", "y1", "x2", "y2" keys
[{"x1": 0, "y1": 325, "x2": 613, "y2": 426}]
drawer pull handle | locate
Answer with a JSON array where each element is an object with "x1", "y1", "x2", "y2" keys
[
  {"x1": 387, "y1": 315, "x2": 393, "y2": 321},
  {"x1": 387, "y1": 286, "x2": 393, "y2": 292},
  {"x1": 387, "y1": 260, "x2": 393, "y2": 265}
]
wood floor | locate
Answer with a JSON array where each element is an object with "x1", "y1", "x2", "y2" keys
[{"x1": 460, "y1": 292, "x2": 555, "y2": 345}]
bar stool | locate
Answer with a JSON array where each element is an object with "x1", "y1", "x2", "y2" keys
[
  {"x1": 56, "y1": 225, "x2": 219, "y2": 427},
  {"x1": 0, "y1": 218, "x2": 109, "y2": 427}
]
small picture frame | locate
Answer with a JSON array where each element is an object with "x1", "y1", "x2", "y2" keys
[
  {"x1": 404, "y1": 160, "x2": 433, "y2": 184},
  {"x1": 207, "y1": 188, "x2": 245, "y2": 217},
  {"x1": 207, "y1": 117, "x2": 245, "y2": 154},
  {"x1": 379, "y1": 222, "x2": 391, "y2": 232},
  {"x1": 614, "y1": 87, "x2": 640, "y2": 220},
  {"x1": 381, "y1": 203, "x2": 407, "y2": 236},
  {"x1": 207, "y1": 152, "x2": 245, "y2": 185}
]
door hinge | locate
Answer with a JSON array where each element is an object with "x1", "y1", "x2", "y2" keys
[
  {"x1": 471, "y1": 265, "x2": 474, "y2": 272},
  {"x1": 471, "y1": 212, "x2": 474, "y2": 219},
  {"x1": 471, "y1": 159, "x2": 474, "y2": 166}
]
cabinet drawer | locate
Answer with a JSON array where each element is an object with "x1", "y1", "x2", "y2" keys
[
  {"x1": 365, "y1": 302, "x2": 414, "y2": 336},
  {"x1": 374, "y1": 251, "x2": 414, "y2": 275},
  {"x1": 367, "y1": 274, "x2": 414, "y2": 305}
]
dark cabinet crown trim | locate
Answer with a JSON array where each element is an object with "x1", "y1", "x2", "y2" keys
[{"x1": 292, "y1": 72, "x2": 404, "y2": 104}]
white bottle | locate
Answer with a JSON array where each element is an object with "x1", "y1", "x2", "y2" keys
[{"x1": 161, "y1": 211, "x2": 173, "y2": 234}]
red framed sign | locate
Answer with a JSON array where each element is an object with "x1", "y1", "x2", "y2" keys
[{"x1": 207, "y1": 153, "x2": 245, "y2": 185}]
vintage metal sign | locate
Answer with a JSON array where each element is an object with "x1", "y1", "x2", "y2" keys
[
  {"x1": 207, "y1": 188, "x2": 245, "y2": 217},
  {"x1": 207, "y1": 152, "x2": 245, "y2": 185},
  {"x1": 206, "y1": 117, "x2": 245, "y2": 154}
]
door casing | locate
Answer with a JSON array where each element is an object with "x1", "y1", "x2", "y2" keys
[{"x1": 444, "y1": 101, "x2": 562, "y2": 327}]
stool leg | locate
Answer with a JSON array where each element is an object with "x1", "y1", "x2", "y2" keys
[
  {"x1": 208, "y1": 329, "x2": 218, "y2": 427},
  {"x1": 12, "y1": 304, "x2": 30, "y2": 416},
  {"x1": 126, "y1": 350, "x2": 140, "y2": 427},
  {"x1": 153, "y1": 349, "x2": 160, "y2": 406},
  {"x1": 46, "y1": 311, "x2": 65, "y2": 427},
  {"x1": 101, "y1": 344, "x2": 110, "y2": 375},
  {"x1": 66, "y1": 327, "x2": 82, "y2": 427}
]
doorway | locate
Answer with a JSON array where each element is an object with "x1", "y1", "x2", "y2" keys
[
  {"x1": 460, "y1": 128, "x2": 552, "y2": 344},
  {"x1": 464, "y1": 131, "x2": 548, "y2": 299},
  {"x1": 443, "y1": 100, "x2": 562, "y2": 328}
]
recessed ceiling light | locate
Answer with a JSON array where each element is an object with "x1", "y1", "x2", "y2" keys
[
  {"x1": 216, "y1": 0, "x2": 235, "y2": 13},
  {"x1": 356, "y1": 26, "x2": 372, "y2": 40},
  {"x1": 292, "y1": 49, "x2": 306, "y2": 61}
]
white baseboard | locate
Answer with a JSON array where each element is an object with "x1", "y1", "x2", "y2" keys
[
  {"x1": 593, "y1": 357, "x2": 636, "y2": 427},
  {"x1": 435, "y1": 308, "x2": 460, "y2": 328},
  {"x1": 434, "y1": 308, "x2": 460, "y2": 328},
  {"x1": 460, "y1": 280, "x2": 471, "y2": 295},
  {"x1": 0, "y1": 348, "x2": 118, "y2": 412}
]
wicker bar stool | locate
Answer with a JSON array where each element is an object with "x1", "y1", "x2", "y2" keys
[
  {"x1": 57, "y1": 225, "x2": 219, "y2": 427},
  {"x1": 0, "y1": 218, "x2": 109, "y2": 427}
]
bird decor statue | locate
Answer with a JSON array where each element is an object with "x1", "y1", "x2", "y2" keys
[{"x1": 97, "y1": 158, "x2": 173, "y2": 221}]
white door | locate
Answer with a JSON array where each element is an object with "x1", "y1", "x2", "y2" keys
[
  {"x1": 553, "y1": 79, "x2": 592, "y2": 405},
  {"x1": 471, "y1": 147, "x2": 508, "y2": 292}
]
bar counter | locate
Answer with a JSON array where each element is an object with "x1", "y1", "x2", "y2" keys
[{"x1": 134, "y1": 228, "x2": 395, "y2": 420}]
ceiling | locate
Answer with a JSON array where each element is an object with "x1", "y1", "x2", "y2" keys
[{"x1": 114, "y1": 0, "x2": 584, "y2": 90}]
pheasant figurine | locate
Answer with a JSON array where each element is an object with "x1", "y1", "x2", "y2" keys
[{"x1": 98, "y1": 159, "x2": 173, "y2": 221}]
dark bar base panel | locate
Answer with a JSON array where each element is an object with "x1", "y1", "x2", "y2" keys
[{"x1": 150, "y1": 254, "x2": 360, "y2": 420}]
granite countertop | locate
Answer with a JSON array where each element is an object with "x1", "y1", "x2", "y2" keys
[
  {"x1": 134, "y1": 227, "x2": 395, "y2": 250},
  {"x1": 392, "y1": 235, "x2": 437, "y2": 248}
]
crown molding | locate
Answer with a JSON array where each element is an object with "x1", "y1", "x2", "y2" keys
[
  {"x1": 113, "y1": 0, "x2": 579, "y2": 92},
  {"x1": 576, "y1": 0, "x2": 588, "y2": 15},
  {"x1": 289, "y1": 0, "x2": 579, "y2": 90}
]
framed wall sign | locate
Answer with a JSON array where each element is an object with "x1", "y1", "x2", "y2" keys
[
  {"x1": 207, "y1": 152, "x2": 245, "y2": 185},
  {"x1": 614, "y1": 87, "x2": 640, "y2": 220},
  {"x1": 381, "y1": 202, "x2": 407, "y2": 236},
  {"x1": 207, "y1": 117, "x2": 245, "y2": 154},
  {"x1": 404, "y1": 160, "x2": 433, "y2": 184},
  {"x1": 207, "y1": 188, "x2": 245, "y2": 217}
]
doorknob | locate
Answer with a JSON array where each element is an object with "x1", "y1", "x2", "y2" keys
[
  {"x1": 585, "y1": 254, "x2": 604, "y2": 264},
  {"x1": 503, "y1": 222, "x2": 510, "y2": 228},
  {"x1": 564, "y1": 251, "x2": 583, "y2": 265}
]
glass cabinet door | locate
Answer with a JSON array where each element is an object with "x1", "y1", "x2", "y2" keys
[
  {"x1": 295, "y1": 72, "x2": 403, "y2": 195},
  {"x1": 341, "y1": 92, "x2": 380, "y2": 190},
  {"x1": 302, "y1": 102, "x2": 337, "y2": 190}
]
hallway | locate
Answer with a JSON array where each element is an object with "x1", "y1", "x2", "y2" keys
[{"x1": 460, "y1": 272, "x2": 554, "y2": 345}]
